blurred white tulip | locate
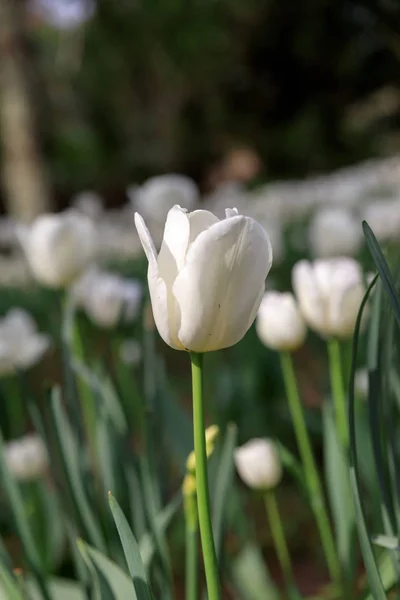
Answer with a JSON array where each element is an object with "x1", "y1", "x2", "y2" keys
[
  {"x1": 5, "y1": 434, "x2": 48, "y2": 481},
  {"x1": 234, "y1": 438, "x2": 282, "y2": 490},
  {"x1": 72, "y1": 268, "x2": 142, "y2": 328},
  {"x1": 256, "y1": 291, "x2": 306, "y2": 351},
  {"x1": 0, "y1": 309, "x2": 50, "y2": 376},
  {"x1": 134, "y1": 175, "x2": 199, "y2": 222},
  {"x1": 19, "y1": 211, "x2": 97, "y2": 288},
  {"x1": 292, "y1": 258, "x2": 365, "y2": 339},
  {"x1": 309, "y1": 207, "x2": 363, "y2": 258},
  {"x1": 135, "y1": 205, "x2": 272, "y2": 352}
]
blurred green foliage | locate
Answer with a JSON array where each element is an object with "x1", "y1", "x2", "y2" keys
[{"x1": 29, "y1": 0, "x2": 400, "y2": 199}]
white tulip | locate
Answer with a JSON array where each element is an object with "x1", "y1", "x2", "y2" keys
[
  {"x1": 72, "y1": 268, "x2": 142, "y2": 328},
  {"x1": 0, "y1": 309, "x2": 50, "y2": 376},
  {"x1": 256, "y1": 292, "x2": 306, "y2": 351},
  {"x1": 234, "y1": 438, "x2": 282, "y2": 490},
  {"x1": 134, "y1": 175, "x2": 199, "y2": 221},
  {"x1": 19, "y1": 211, "x2": 97, "y2": 288},
  {"x1": 292, "y1": 258, "x2": 365, "y2": 339},
  {"x1": 309, "y1": 207, "x2": 362, "y2": 258},
  {"x1": 135, "y1": 205, "x2": 272, "y2": 352},
  {"x1": 5, "y1": 434, "x2": 48, "y2": 481}
]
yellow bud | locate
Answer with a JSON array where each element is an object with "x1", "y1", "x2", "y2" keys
[
  {"x1": 186, "y1": 425, "x2": 220, "y2": 474},
  {"x1": 182, "y1": 473, "x2": 197, "y2": 498}
]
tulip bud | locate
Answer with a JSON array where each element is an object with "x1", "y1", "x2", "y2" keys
[
  {"x1": 0, "y1": 308, "x2": 50, "y2": 376},
  {"x1": 234, "y1": 438, "x2": 282, "y2": 491},
  {"x1": 135, "y1": 205, "x2": 272, "y2": 352},
  {"x1": 5, "y1": 434, "x2": 48, "y2": 481},
  {"x1": 292, "y1": 257, "x2": 365, "y2": 339},
  {"x1": 19, "y1": 211, "x2": 97, "y2": 288},
  {"x1": 186, "y1": 425, "x2": 219, "y2": 474},
  {"x1": 256, "y1": 291, "x2": 306, "y2": 351}
]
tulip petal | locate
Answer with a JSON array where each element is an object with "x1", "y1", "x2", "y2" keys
[
  {"x1": 158, "y1": 205, "x2": 190, "y2": 274},
  {"x1": 225, "y1": 208, "x2": 239, "y2": 219},
  {"x1": 135, "y1": 212, "x2": 183, "y2": 350},
  {"x1": 188, "y1": 210, "x2": 219, "y2": 245},
  {"x1": 173, "y1": 215, "x2": 272, "y2": 352},
  {"x1": 134, "y1": 213, "x2": 158, "y2": 270},
  {"x1": 331, "y1": 281, "x2": 365, "y2": 338},
  {"x1": 292, "y1": 260, "x2": 326, "y2": 333}
]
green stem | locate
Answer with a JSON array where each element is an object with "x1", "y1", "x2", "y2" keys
[
  {"x1": 185, "y1": 521, "x2": 198, "y2": 600},
  {"x1": 264, "y1": 490, "x2": 294, "y2": 590},
  {"x1": 190, "y1": 352, "x2": 221, "y2": 600},
  {"x1": 2, "y1": 377, "x2": 24, "y2": 438},
  {"x1": 280, "y1": 352, "x2": 341, "y2": 587},
  {"x1": 327, "y1": 339, "x2": 349, "y2": 449}
]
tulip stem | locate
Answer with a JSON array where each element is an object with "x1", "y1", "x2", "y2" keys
[
  {"x1": 280, "y1": 352, "x2": 341, "y2": 588},
  {"x1": 328, "y1": 339, "x2": 349, "y2": 449},
  {"x1": 190, "y1": 352, "x2": 221, "y2": 600},
  {"x1": 264, "y1": 490, "x2": 295, "y2": 591}
]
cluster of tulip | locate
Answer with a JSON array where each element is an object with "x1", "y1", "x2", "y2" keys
[{"x1": 0, "y1": 178, "x2": 397, "y2": 599}]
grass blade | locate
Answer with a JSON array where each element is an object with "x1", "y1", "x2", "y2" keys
[
  {"x1": 108, "y1": 493, "x2": 152, "y2": 600},
  {"x1": 349, "y1": 274, "x2": 387, "y2": 599}
]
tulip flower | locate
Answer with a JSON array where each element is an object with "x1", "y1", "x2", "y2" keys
[
  {"x1": 0, "y1": 308, "x2": 50, "y2": 376},
  {"x1": 256, "y1": 291, "x2": 306, "y2": 351},
  {"x1": 309, "y1": 207, "x2": 362, "y2": 258},
  {"x1": 292, "y1": 257, "x2": 365, "y2": 339},
  {"x1": 5, "y1": 434, "x2": 48, "y2": 481},
  {"x1": 234, "y1": 438, "x2": 282, "y2": 491},
  {"x1": 135, "y1": 205, "x2": 272, "y2": 352},
  {"x1": 133, "y1": 174, "x2": 199, "y2": 221},
  {"x1": 72, "y1": 268, "x2": 142, "y2": 328},
  {"x1": 19, "y1": 211, "x2": 97, "y2": 288}
]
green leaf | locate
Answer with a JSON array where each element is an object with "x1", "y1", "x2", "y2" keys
[
  {"x1": 50, "y1": 387, "x2": 107, "y2": 552},
  {"x1": 139, "y1": 495, "x2": 181, "y2": 572},
  {"x1": 363, "y1": 221, "x2": 400, "y2": 329},
  {"x1": 108, "y1": 493, "x2": 152, "y2": 600},
  {"x1": 0, "y1": 560, "x2": 23, "y2": 600},
  {"x1": 372, "y1": 534, "x2": 400, "y2": 551},
  {"x1": 349, "y1": 274, "x2": 387, "y2": 599},
  {"x1": 78, "y1": 540, "x2": 137, "y2": 600},
  {"x1": 27, "y1": 577, "x2": 86, "y2": 600},
  {"x1": 275, "y1": 442, "x2": 306, "y2": 495},
  {"x1": 231, "y1": 542, "x2": 279, "y2": 600},
  {"x1": 212, "y1": 423, "x2": 237, "y2": 562},
  {"x1": 323, "y1": 402, "x2": 355, "y2": 583},
  {"x1": 0, "y1": 432, "x2": 41, "y2": 573}
]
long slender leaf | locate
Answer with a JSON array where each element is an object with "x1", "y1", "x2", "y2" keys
[
  {"x1": 212, "y1": 423, "x2": 237, "y2": 562},
  {"x1": 349, "y1": 274, "x2": 387, "y2": 599},
  {"x1": 50, "y1": 387, "x2": 106, "y2": 552},
  {"x1": 108, "y1": 493, "x2": 152, "y2": 600},
  {"x1": 323, "y1": 402, "x2": 355, "y2": 583},
  {"x1": 363, "y1": 221, "x2": 400, "y2": 329},
  {"x1": 0, "y1": 561, "x2": 23, "y2": 600},
  {"x1": 78, "y1": 540, "x2": 137, "y2": 600}
]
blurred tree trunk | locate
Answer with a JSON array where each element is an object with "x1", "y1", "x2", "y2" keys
[{"x1": 0, "y1": 0, "x2": 51, "y2": 221}]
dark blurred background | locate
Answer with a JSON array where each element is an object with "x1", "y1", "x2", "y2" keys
[{"x1": 0, "y1": 0, "x2": 400, "y2": 216}]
